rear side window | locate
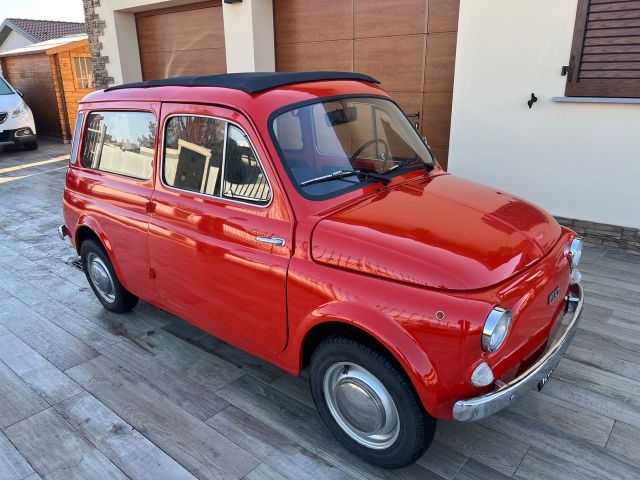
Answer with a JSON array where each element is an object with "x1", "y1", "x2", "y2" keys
[
  {"x1": 163, "y1": 115, "x2": 271, "y2": 206},
  {"x1": 82, "y1": 111, "x2": 156, "y2": 180}
]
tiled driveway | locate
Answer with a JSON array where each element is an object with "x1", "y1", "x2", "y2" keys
[{"x1": 0, "y1": 141, "x2": 639, "y2": 480}]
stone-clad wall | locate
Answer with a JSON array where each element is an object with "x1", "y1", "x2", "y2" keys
[
  {"x1": 82, "y1": 0, "x2": 113, "y2": 88},
  {"x1": 557, "y1": 217, "x2": 640, "y2": 255}
]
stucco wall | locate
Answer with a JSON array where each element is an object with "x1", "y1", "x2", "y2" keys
[{"x1": 449, "y1": 0, "x2": 640, "y2": 228}]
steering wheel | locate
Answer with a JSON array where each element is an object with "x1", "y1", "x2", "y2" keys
[{"x1": 349, "y1": 138, "x2": 391, "y2": 171}]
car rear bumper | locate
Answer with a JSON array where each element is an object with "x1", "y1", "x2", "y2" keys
[{"x1": 452, "y1": 283, "x2": 583, "y2": 421}]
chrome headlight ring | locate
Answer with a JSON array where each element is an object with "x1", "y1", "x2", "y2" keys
[
  {"x1": 568, "y1": 237, "x2": 583, "y2": 270},
  {"x1": 482, "y1": 307, "x2": 512, "y2": 352}
]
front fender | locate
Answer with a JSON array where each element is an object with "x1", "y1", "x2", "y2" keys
[{"x1": 279, "y1": 300, "x2": 445, "y2": 418}]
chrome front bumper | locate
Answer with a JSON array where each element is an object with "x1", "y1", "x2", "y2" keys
[{"x1": 452, "y1": 283, "x2": 584, "y2": 422}]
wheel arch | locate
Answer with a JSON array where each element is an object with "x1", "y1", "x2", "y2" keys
[
  {"x1": 288, "y1": 306, "x2": 443, "y2": 417},
  {"x1": 73, "y1": 220, "x2": 125, "y2": 283}
]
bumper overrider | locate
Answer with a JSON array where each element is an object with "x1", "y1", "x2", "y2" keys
[{"x1": 452, "y1": 283, "x2": 583, "y2": 421}]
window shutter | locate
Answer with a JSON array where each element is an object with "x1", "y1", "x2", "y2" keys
[{"x1": 566, "y1": 0, "x2": 640, "y2": 98}]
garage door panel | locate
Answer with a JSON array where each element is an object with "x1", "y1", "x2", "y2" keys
[
  {"x1": 140, "y1": 48, "x2": 226, "y2": 81},
  {"x1": 354, "y1": 0, "x2": 426, "y2": 38},
  {"x1": 425, "y1": 32, "x2": 457, "y2": 93},
  {"x1": 422, "y1": 92, "x2": 453, "y2": 150},
  {"x1": 428, "y1": 0, "x2": 460, "y2": 33},
  {"x1": 277, "y1": 41, "x2": 353, "y2": 72},
  {"x1": 274, "y1": 0, "x2": 353, "y2": 44},
  {"x1": 274, "y1": 0, "x2": 458, "y2": 168},
  {"x1": 355, "y1": 35, "x2": 425, "y2": 92},
  {"x1": 2, "y1": 54, "x2": 61, "y2": 138},
  {"x1": 136, "y1": 7, "x2": 224, "y2": 52},
  {"x1": 136, "y1": 2, "x2": 225, "y2": 80}
]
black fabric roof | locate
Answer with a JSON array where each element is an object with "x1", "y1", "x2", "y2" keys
[{"x1": 104, "y1": 72, "x2": 380, "y2": 93}]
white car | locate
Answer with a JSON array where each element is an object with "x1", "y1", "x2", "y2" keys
[{"x1": 0, "y1": 76, "x2": 37, "y2": 150}]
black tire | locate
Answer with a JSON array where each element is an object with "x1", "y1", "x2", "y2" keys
[
  {"x1": 310, "y1": 335, "x2": 436, "y2": 468},
  {"x1": 22, "y1": 140, "x2": 38, "y2": 150},
  {"x1": 80, "y1": 239, "x2": 138, "y2": 313}
]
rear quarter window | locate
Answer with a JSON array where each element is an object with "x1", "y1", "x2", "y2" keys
[{"x1": 81, "y1": 111, "x2": 157, "y2": 180}]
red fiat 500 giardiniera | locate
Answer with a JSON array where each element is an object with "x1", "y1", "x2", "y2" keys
[{"x1": 60, "y1": 72, "x2": 584, "y2": 468}]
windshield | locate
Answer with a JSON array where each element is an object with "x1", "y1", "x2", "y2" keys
[
  {"x1": 0, "y1": 77, "x2": 14, "y2": 95},
  {"x1": 271, "y1": 97, "x2": 434, "y2": 198}
]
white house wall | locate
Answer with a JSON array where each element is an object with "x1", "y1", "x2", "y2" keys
[{"x1": 449, "y1": 0, "x2": 640, "y2": 229}]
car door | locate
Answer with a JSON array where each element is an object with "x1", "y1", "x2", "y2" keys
[
  {"x1": 148, "y1": 103, "x2": 293, "y2": 355},
  {"x1": 73, "y1": 104, "x2": 159, "y2": 300}
]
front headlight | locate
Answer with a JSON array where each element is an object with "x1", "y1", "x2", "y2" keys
[
  {"x1": 568, "y1": 237, "x2": 583, "y2": 270},
  {"x1": 11, "y1": 101, "x2": 29, "y2": 118},
  {"x1": 482, "y1": 307, "x2": 512, "y2": 352}
]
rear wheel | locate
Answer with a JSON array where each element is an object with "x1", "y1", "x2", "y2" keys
[
  {"x1": 80, "y1": 239, "x2": 138, "y2": 313},
  {"x1": 310, "y1": 335, "x2": 436, "y2": 468}
]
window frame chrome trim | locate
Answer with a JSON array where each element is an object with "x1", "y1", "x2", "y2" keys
[{"x1": 160, "y1": 113, "x2": 273, "y2": 209}]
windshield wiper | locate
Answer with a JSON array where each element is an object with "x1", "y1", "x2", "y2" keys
[{"x1": 300, "y1": 169, "x2": 391, "y2": 187}]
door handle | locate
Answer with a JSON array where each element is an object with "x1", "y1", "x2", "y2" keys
[{"x1": 256, "y1": 237, "x2": 286, "y2": 247}]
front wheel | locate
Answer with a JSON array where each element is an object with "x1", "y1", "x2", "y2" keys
[{"x1": 309, "y1": 336, "x2": 436, "y2": 468}]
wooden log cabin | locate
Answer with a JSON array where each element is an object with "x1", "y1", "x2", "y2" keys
[{"x1": 0, "y1": 34, "x2": 94, "y2": 142}]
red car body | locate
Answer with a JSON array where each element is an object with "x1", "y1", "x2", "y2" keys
[{"x1": 63, "y1": 76, "x2": 581, "y2": 421}]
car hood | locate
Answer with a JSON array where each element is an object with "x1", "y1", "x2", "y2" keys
[
  {"x1": 311, "y1": 174, "x2": 562, "y2": 291},
  {"x1": 0, "y1": 93, "x2": 22, "y2": 111}
]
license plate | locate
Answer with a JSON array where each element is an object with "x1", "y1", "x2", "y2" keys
[{"x1": 537, "y1": 363, "x2": 559, "y2": 391}]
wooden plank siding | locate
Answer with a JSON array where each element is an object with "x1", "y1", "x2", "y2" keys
[
  {"x1": 274, "y1": 0, "x2": 459, "y2": 169},
  {"x1": 0, "y1": 53, "x2": 62, "y2": 138},
  {"x1": 55, "y1": 43, "x2": 93, "y2": 136}
]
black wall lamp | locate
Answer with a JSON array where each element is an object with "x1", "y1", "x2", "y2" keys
[
  {"x1": 224, "y1": 0, "x2": 242, "y2": 3},
  {"x1": 527, "y1": 93, "x2": 538, "y2": 109}
]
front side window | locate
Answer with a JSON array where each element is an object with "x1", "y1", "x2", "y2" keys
[
  {"x1": 82, "y1": 111, "x2": 156, "y2": 180},
  {"x1": 223, "y1": 125, "x2": 271, "y2": 205},
  {"x1": 164, "y1": 115, "x2": 225, "y2": 196},
  {"x1": 272, "y1": 97, "x2": 434, "y2": 198},
  {"x1": 163, "y1": 116, "x2": 271, "y2": 206}
]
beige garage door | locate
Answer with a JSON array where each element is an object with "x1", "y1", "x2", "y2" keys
[
  {"x1": 274, "y1": 0, "x2": 459, "y2": 169},
  {"x1": 135, "y1": 1, "x2": 226, "y2": 81}
]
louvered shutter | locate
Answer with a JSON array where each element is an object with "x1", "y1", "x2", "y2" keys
[{"x1": 566, "y1": 0, "x2": 640, "y2": 97}]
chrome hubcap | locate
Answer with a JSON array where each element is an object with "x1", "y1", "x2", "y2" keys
[
  {"x1": 86, "y1": 252, "x2": 115, "y2": 303},
  {"x1": 323, "y1": 363, "x2": 400, "y2": 449}
]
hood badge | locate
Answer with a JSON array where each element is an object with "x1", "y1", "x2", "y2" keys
[{"x1": 548, "y1": 286, "x2": 560, "y2": 305}]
